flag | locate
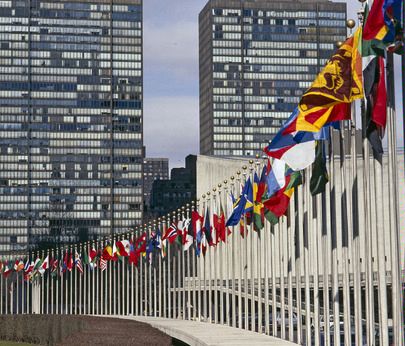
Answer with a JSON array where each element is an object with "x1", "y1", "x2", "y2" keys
[
  {"x1": 75, "y1": 252, "x2": 83, "y2": 274},
  {"x1": 296, "y1": 29, "x2": 363, "y2": 132},
  {"x1": 24, "y1": 260, "x2": 34, "y2": 280},
  {"x1": 82, "y1": 249, "x2": 90, "y2": 265},
  {"x1": 182, "y1": 231, "x2": 194, "y2": 251},
  {"x1": 225, "y1": 177, "x2": 253, "y2": 227},
  {"x1": 253, "y1": 169, "x2": 267, "y2": 231},
  {"x1": 51, "y1": 259, "x2": 59, "y2": 276},
  {"x1": 33, "y1": 257, "x2": 43, "y2": 276},
  {"x1": 213, "y1": 200, "x2": 229, "y2": 244},
  {"x1": 2, "y1": 261, "x2": 12, "y2": 278},
  {"x1": 202, "y1": 207, "x2": 213, "y2": 247},
  {"x1": 38, "y1": 256, "x2": 49, "y2": 275},
  {"x1": 264, "y1": 108, "x2": 330, "y2": 171},
  {"x1": 363, "y1": 0, "x2": 402, "y2": 44},
  {"x1": 192, "y1": 210, "x2": 204, "y2": 256},
  {"x1": 116, "y1": 240, "x2": 130, "y2": 257},
  {"x1": 14, "y1": 259, "x2": 24, "y2": 272},
  {"x1": 129, "y1": 232, "x2": 147, "y2": 266},
  {"x1": 146, "y1": 232, "x2": 159, "y2": 263},
  {"x1": 67, "y1": 252, "x2": 74, "y2": 272},
  {"x1": 156, "y1": 231, "x2": 167, "y2": 258},
  {"x1": 102, "y1": 244, "x2": 113, "y2": 261},
  {"x1": 111, "y1": 241, "x2": 120, "y2": 261},
  {"x1": 362, "y1": 27, "x2": 387, "y2": 161},
  {"x1": 100, "y1": 257, "x2": 107, "y2": 272},
  {"x1": 89, "y1": 247, "x2": 98, "y2": 269},
  {"x1": 163, "y1": 222, "x2": 180, "y2": 244},
  {"x1": 310, "y1": 141, "x2": 329, "y2": 195},
  {"x1": 178, "y1": 219, "x2": 194, "y2": 251},
  {"x1": 267, "y1": 159, "x2": 287, "y2": 198},
  {"x1": 263, "y1": 170, "x2": 302, "y2": 219}
]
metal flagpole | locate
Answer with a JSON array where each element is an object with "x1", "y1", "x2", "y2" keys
[
  {"x1": 181, "y1": 207, "x2": 186, "y2": 321},
  {"x1": 162, "y1": 220, "x2": 167, "y2": 318},
  {"x1": 386, "y1": 50, "x2": 404, "y2": 345}
]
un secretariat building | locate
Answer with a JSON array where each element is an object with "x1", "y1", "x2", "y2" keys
[
  {"x1": 0, "y1": 0, "x2": 143, "y2": 255},
  {"x1": 199, "y1": 0, "x2": 347, "y2": 157}
]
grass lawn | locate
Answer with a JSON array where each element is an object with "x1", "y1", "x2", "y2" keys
[{"x1": 0, "y1": 341, "x2": 34, "y2": 346}]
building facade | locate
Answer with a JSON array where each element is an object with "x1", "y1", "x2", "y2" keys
[
  {"x1": 150, "y1": 155, "x2": 196, "y2": 218},
  {"x1": 0, "y1": 0, "x2": 143, "y2": 254},
  {"x1": 143, "y1": 157, "x2": 169, "y2": 212},
  {"x1": 199, "y1": 0, "x2": 347, "y2": 157}
]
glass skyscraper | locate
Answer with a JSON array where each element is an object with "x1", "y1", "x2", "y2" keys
[
  {"x1": 199, "y1": 0, "x2": 347, "y2": 157},
  {"x1": 0, "y1": 0, "x2": 143, "y2": 254}
]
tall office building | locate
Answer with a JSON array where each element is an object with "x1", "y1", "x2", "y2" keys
[
  {"x1": 0, "y1": 0, "x2": 143, "y2": 254},
  {"x1": 199, "y1": 0, "x2": 347, "y2": 157}
]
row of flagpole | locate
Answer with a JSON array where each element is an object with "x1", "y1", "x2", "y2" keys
[
  {"x1": 0, "y1": 2, "x2": 403, "y2": 346},
  {"x1": 0, "y1": 134, "x2": 402, "y2": 345}
]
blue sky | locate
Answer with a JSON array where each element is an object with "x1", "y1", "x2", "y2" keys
[{"x1": 143, "y1": 0, "x2": 403, "y2": 168}]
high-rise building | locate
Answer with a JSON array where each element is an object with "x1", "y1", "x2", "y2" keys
[
  {"x1": 199, "y1": 0, "x2": 347, "y2": 157},
  {"x1": 143, "y1": 157, "x2": 169, "y2": 212},
  {"x1": 0, "y1": 0, "x2": 143, "y2": 254}
]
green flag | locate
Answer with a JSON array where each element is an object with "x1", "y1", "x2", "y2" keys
[{"x1": 310, "y1": 142, "x2": 329, "y2": 196}]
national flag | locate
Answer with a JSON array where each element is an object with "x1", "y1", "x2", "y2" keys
[
  {"x1": 182, "y1": 231, "x2": 194, "y2": 251},
  {"x1": 310, "y1": 141, "x2": 329, "y2": 195},
  {"x1": 129, "y1": 232, "x2": 147, "y2": 266},
  {"x1": 33, "y1": 257, "x2": 43, "y2": 275},
  {"x1": 82, "y1": 249, "x2": 90, "y2": 265},
  {"x1": 14, "y1": 259, "x2": 24, "y2": 272},
  {"x1": 102, "y1": 244, "x2": 113, "y2": 261},
  {"x1": 202, "y1": 207, "x2": 213, "y2": 247},
  {"x1": 89, "y1": 247, "x2": 98, "y2": 269},
  {"x1": 75, "y1": 252, "x2": 83, "y2": 274},
  {"x1": 264, "y1": 108, "x2": 330, "y2": 171},
  {"x1": 116, "y1": 240, "x2": 130, "y2": 257},
  {"x1": 156, "y1": 230, "x2": 167, "y2": 258},
  {"x1": 266, "y1": 159, "x2": 287, "y2": 198},
  {"x1": 213, "y1": 200, "x2": 230, "y2": 244},
  {"x1": 363, "y1": 0, "x2": 402, "y2": 44},
  {"x1": 67, "y1": 252, "x2": 74, "y2": 272},
  {"x1": 99, "y1": 257, "x2": 107, "y2": 272},
  {"x1": 296, "y1": 28, "x2": 363, "y2": 132},
  {"x1": 163, "y1": 222, "x2": 180, "y2": 244},
  {"x1": 225, "y1": 177, "x2": 253, "y2": 227},
  {"x1": 128, "y1": 238, "x2": 137, "y2": 266},
  {"x1": 192, "y1": 210, "x2": 204, "y2": 256},
  {"x1": 24, "y1": 260, "x2": 34, "y2": 277},
  {"x1": 253, "y1": 170, "x2": 267, "y2": 231},
  {"x1": 38, "y1": 256, "x2": 49, "y2": 275},
  {"x1": 362, "y1": 25, "x2": 387, "y2": 161},
  {"x1": 51, "y1": 259, "x2": 59, "y2": 276},
  {"x1": 263, "y1": 170, "x2": 302, "y2": 219},
  {"x1": 2, "y1": 261, "x2": 12, "y2": 278},
  {"x1": 146, "y1": 232, "x2": 159, "y2": 263},
  {"x1": 111, "y1": 241, "x2": 120, "y2": 261}
]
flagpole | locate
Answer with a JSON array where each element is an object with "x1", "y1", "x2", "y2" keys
[
  {"x1": 220, "y1": 182, "x2": 230, "y2": 327},
  {"x1": 386, "y1": 49, "x2": 404, "y2": 345}
]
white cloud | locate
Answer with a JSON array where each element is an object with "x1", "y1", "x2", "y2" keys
[{"x1": 144, "y1": 96, "x2": 199, "y2": 167}]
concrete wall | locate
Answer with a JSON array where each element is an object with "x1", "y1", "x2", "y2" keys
[{"x1": 194, "y1": 153, "x2": 405, "y2": 280}]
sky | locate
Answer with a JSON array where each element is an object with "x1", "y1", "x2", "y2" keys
[{"x1": 143, "y1": 0, "x2": 404, "y2": 169}]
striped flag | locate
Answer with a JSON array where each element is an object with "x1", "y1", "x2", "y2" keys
[
  {"x1": 100, "y1": 257, "x2": 107, "y2": 272},
  {"x1": 75, "y1": 251, "x2": 83, "y2": 274}
]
